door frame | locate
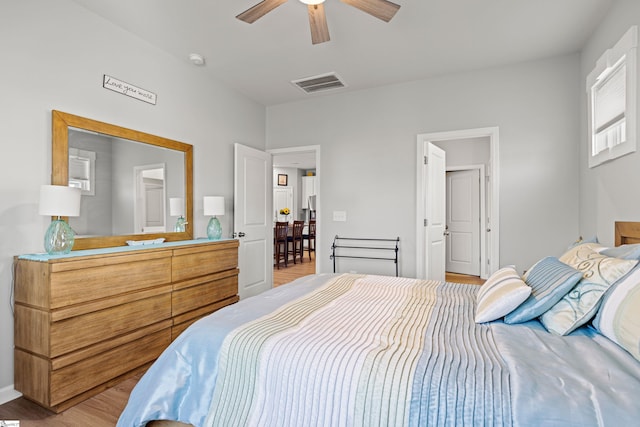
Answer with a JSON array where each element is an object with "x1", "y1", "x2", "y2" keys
[
  {"x1": 268, "y1": 145, "x2": 321, "y2": 275},
  {"x1": 416, "y1": 127, "x2": 499, "y2": 280},
  {"x1": 445, "y1": 165, "x2": 485, "y2": 277}
]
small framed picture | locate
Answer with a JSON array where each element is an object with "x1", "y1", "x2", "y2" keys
[{"x1": 277, "y1": 174, "x2": 288, "y2": 186}]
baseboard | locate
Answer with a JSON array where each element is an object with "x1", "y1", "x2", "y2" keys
[{"x1": 0, "y1": 384, "x2": 22, "y2": 405}]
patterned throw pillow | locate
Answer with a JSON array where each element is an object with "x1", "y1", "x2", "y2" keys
[
  {"x1": 541, "y1": 246, "x2": 637, "y2": 335},
  {"x1": 504, "y1": 257, "x2": 582, "y2": 324},
  {"x1": 593, "y1": 266, "x2": 640, "y2": 361},
  {"x1": 475, "y1": 266, "x2": 531, "y2": 323}
]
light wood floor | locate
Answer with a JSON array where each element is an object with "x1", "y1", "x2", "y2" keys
[
  {"x1": 0, "y1": 373, "x2": 141, "y2": 426},
  {"x1": 273, "y1": 250, "x2": 316, "y2": 287},
  {"x1": 446, "y1": 272, "x2": 485, "y2": 285},
  {"x1": 0, "y1": 255, "x2": 484, "y2": 426}
]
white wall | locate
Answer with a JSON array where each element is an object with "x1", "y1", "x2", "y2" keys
[
  {"x1": 267, "y1": 54, "x2": 582, "y2": 277},
  {"x1": 0, "y1": 0, "x2": 265, "y2": 399},
  {"x1": 579, "y1": 0, "x2": 640, "y2": 246},
  {"x1": 433, "y1": 137, "x2": 491, "y2": 167}
]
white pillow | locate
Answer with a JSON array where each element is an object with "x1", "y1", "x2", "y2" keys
[{"x1": 475, "y1": 266, "x2": 531, "y2": 323}]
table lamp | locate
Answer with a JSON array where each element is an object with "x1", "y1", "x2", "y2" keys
[
  {"x1": 170, "y1": 197, "x2": 187, "y2": 232},
  {"x1": 204, "y1": 196, "x2": 224, "y2": 240},
  {"x1": 39, "y1": 185, "x2": 82, "y2": 255}
]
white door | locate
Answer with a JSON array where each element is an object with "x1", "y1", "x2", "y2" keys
[
  {"x1": 134, "y1": 164, "x2": 166, "y2": 233},
  {"x1": 144, "y1": 185, "x2": 164, "y2": 228},
  {"x1": 234, "y1": 143, "x2": 273, "y2": 299},
  {"x1": 446, "y1": 169, "x2": 481, "y2": 276},
  {"x1": 425, "y1": 143, "x2": 446, "y2": 281}
]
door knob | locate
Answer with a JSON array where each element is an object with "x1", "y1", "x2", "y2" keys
[{"x1": 233, "y1": 232, "x2": 246, "y2": 238}]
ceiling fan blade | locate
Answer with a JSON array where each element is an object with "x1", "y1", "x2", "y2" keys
[
  {"x1": 308, "y1": 4, "x2": 330, "y2": 44},
  {"x1": 236, "y1": 0, "x2": 288, "y2": 23},
  {"x1": 341, "y1": 0, "x2": 400, "y2": 22}
]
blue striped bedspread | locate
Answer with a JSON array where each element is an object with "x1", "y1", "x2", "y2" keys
[
  {"x1": 205, "y1": 274, "x2": 509, "y2": 427},
  {"x1": 117, "y1": 273, "x2": 640, "y2": 427}
]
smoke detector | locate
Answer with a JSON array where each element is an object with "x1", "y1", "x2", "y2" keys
[{"x1": 188, "y1": 53, "x2": 205, "y2": 66}]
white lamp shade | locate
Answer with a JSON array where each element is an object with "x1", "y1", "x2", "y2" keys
[
  {"x1": 39, "y1": 185, "x2": 81, "y2": 217},
  {"x1": 203, "y1": 196, "x2": 225, "y2": 216},
  {"x1": 169, "y1": 197, "x2": 185, "y2": 216}
]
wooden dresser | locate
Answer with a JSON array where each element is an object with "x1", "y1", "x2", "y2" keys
[{"x1": 13, "y1": 239, "x2": 239, "y2": 412}]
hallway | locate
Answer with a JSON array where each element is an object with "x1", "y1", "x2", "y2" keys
[{"x1": 273, "y1": 251, "x2": 316, "y2": 287}]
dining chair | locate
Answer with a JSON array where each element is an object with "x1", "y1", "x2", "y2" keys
[
  {"x1": 274, "y1": 221, "x2": 289, "y2": 269},
  {"x1": 303, "y1": 219, "x2": 316, "y2": 260},
  {"x1": 288, "y1": 220, "x2": 305, "y2": 264}
]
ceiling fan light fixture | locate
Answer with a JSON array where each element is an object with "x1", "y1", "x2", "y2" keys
[{"x1": 236, "y1": 0, "x2": 400, "y2": 45}]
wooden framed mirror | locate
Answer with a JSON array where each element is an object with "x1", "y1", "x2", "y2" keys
[{"x1": 52, "y1": 110, "x2": 193, "y2": 250}]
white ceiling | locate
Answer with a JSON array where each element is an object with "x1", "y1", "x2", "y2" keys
[{"x1": 70, "y1": 0, "x2": 614, "y2": 107}]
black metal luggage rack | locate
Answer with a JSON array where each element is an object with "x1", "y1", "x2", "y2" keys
[{"x1": 330, "y1": 235, "x2": 400, "y2": 277}]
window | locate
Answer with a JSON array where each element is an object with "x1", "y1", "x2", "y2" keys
[
  {"x1": 68, "y1": 148, "x2": 96, "y2": 195},
  {"x1": 587, "y1": 26, "x2": 637, "y2": 168}
]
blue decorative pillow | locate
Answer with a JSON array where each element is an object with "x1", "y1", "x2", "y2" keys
[
  {"x1": 504, "y1": 257, "x2": 582, "y2": 324},
  {"x1": 601, "y1": 244, "x2": 640, "y2": 260}
]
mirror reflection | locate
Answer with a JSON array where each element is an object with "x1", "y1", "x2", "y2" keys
[
  {"x1": 67, "y1": 128, "x2": 184, "y2": 237},
  {"x1": 52, "y1": 110, "x2": 194, "y2": 250}
]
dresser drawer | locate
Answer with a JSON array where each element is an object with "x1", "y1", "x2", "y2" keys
[
  {"x1": 14, "y1": 286, "x2": 172, "y2": 357},
  {"x1": 50, "y1": 328, "x2": 171, "y2": 406},
  {"x1": 50, "y1": 292, "x2": 172, "y2": 357},
  {"x1": 49, "y1": 255, "x2": 172, "y2": 308},
  {"x1": 172, "y1": 242, "x2": 238, "y2": 282},
  {"x1": 172, "y1": 272, "x2": 238, "y2": 317},
  {"x1": 14, "y1": 327, "x2": 171, "y2": 409}
]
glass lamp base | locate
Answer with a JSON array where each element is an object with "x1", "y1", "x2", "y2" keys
[
  {"x1": 207, "y1": 216, "x2": 222, "y2": 240},
  {"x1": 174, "y1": 216, "x2": 187, "y2": 232},
  {"x1": 44, "y1": 219, "x2": 75, "y2": 255}
]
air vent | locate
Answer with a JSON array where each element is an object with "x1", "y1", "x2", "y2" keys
[{"x1": 292, "y1": 72, "x2": 346, "y2": 94}]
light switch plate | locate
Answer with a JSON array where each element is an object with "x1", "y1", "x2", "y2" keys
[{"x1": 333, "y1": 211, "x2": 347, "y2": 222}]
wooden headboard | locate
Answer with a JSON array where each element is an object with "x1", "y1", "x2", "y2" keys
[{"x1": 615, "y1": 221, "x2": 640, "y2": 246}]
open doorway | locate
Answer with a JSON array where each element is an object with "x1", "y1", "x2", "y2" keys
[
  {"x1": 432, "y1": 139, "x2": 488, "y2": 280},
  {"x1": 269, "y1": 146, "x2": 321, "y2": 286},
  {"x1": 416, "y1": 128, "x2": 499, "y2": 281}
]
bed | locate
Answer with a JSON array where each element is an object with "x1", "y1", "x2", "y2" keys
[{"x1": 117, "y1": 222, "x2": 640, "y2": 427}]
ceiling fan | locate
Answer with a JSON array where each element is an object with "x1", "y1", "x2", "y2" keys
[{"x1": 236, "y1": 0, "x2": 401, "y2": 45}]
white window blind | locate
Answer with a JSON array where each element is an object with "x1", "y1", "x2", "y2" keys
[{"x1": 592, "y1": 60, "x2": 626, "y2": 155}]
